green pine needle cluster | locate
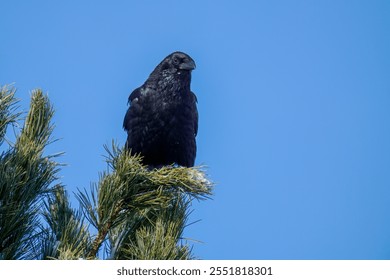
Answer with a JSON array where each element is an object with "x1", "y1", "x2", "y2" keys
[
  {"x1": 0, "y1": 85, "x2": 213, "y2": 260},
  {"x1": 0, "y1": 85, "x2": 61, "y2": 259}
]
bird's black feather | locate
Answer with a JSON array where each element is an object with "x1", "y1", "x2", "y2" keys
[{"x1": 123, "y1": 51, "x2": 198, "y2": 167}]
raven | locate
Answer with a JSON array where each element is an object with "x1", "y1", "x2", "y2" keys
[{"x1": 123, "y1": 51, "x2": 198, "y2": 168}]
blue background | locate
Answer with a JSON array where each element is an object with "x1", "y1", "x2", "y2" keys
[{"x1": 1, "y1": 0, "x2": 390, "y2": 259}]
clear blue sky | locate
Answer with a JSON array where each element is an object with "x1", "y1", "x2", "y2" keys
[{"x1": 1, "y1": 0, "x2": 390, "y2": 259}]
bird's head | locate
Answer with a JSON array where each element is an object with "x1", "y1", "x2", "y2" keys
[
  {"x1": 159, "y1": 51, "x2": 196, "y2": 73},
  {"x1": 146, "y1": 51, "x2": 196, "y2": 89}
]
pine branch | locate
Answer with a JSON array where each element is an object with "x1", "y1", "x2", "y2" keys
[
  {"x1": 40, "y1": 186, "x2": 91, "y2": 260},
  {"x1": 78, "y1": 143, "x2": 213, "y2": 259},
  {"x1": 0, "y1": 85, "x2": 20, "y2": 145},
  {"x1": 116, "y1": 196, "x2": 194, "y2": 260},
  {"x1": 0, "y1": 88, "x2": 61, "y2": 259}
]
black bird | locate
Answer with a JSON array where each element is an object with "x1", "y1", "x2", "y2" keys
[{"x1": 123, "y1": 51, "x2": 198, "y2": 167}]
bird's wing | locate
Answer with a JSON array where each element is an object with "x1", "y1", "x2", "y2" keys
[
  {"x1": 191, "y1": 91, "x2": 198, "y2": 137},
  {"x1": 123, "y1": 87, "x2": 141, "y2": 130},
  {"x1": 123, "y1": 107, "x2": 131, "y2": 131}
]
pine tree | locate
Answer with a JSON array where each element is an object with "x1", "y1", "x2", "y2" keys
[{"x1": 0, "y1": 85, "x2": 212, "y2": 260}]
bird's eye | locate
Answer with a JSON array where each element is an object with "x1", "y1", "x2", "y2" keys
[{"x1": 173, "y1": 57, "x2": 179, "y2": 65}]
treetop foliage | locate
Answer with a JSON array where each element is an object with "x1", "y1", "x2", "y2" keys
[{"x1": 0, "y1": 85, "x2": 212, "y2": 260}]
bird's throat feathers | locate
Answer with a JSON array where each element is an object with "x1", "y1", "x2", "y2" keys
[{"x1": 149, "y1": 68, "x2": 192, "y2": 95}]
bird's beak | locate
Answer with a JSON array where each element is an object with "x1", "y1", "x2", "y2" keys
[{"x1": 179, "y1": 60, "x2": 196, "y2": 70}]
